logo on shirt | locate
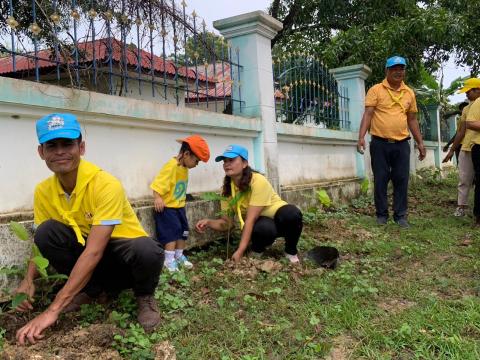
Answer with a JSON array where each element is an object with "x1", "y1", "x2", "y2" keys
[
  {"x1": 173, "y1": 180, "x2": 187, "y2": 200},
  {"x1": 47, "y1": 115, "x2": 65, "y2": 131},
  {"x1": 84, "y1": 212, "x2": 93, "y2": 220}
]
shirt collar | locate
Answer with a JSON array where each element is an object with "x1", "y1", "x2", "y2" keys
[{"x1": 382, "y1": 79, "x2": 407, "y2": 91}]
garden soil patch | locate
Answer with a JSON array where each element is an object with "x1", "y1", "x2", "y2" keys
[{"x1": 1, "y1": 323, "x2": 121, "y2": 360}]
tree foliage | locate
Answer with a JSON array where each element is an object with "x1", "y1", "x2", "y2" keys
[
  {"x1": 174, "y1": 31, "x2": 228, "y2": 66},
  {"x1": 268, "y1": 0, "x2": 480, "y2": 87}
]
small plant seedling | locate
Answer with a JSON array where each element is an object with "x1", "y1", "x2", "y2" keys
[
  {"x1": 6, "y1": 221, "x2": 67, "y2": 310},
  {"x1": 316, "y1": 189, "x2": 332, "y2": 208},
  {"x1": 360, "y1": 178, "x2": 369, "y2": 195},
  {"x1": 200, "y1": 189, "x2": 247, "y2": 259}
]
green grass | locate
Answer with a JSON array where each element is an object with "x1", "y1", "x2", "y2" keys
[
  {"x1": 139, "y1": 170, "x2": 480, "y2": 359},
  {"x1": 3, "y1": 169, "x2": 480, "y2": 359}
]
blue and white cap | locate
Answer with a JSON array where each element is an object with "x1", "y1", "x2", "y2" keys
[
  {"x1": 215, "y1": 144, "x2": 248, "y2": 162},
  {"x1": 36, "y1": 113, "x2": 82, "y2": 144},
  {"x1": 385, "y1": 56, "x2": 407, "y2": 68}
]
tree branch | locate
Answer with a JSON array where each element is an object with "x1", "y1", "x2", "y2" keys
[{"x1": 270, "y1": 0, "x2": 281, "y2": 19}]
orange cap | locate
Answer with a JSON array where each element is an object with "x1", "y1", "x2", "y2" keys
[{"x1": 176, "y1": 134, "x2": 210, "y2": 162}]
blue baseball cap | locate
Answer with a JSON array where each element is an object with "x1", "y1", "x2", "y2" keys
[
  {"x1": 385, "y1": 56, "x2": 407, "y2": 68},
  {"x1": 36, "y1": 113, "x2": 82, "y2": 144},
  {"x1": 215, "y1": 144, "x2": 248, "y2": 162}
]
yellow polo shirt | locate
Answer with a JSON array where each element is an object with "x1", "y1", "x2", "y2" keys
[
  {"x1": 34, "y1": 160, "x2": 147, "y2": 242},
  {"x1": 459, "y1": 104, "x2": 472, "y2": 151},
  {"x1": 365, "y1": 79, "x2": 418, "y2": 141},
  {"x1": 221, "y1": 173, "x2": 287, "y2": 224},
  {"x1": 150, "y1": 157, "x2": 188, "y2": 208},
  {"x1": 465, "y1": 98, "x2": 480, "y2": 148}
]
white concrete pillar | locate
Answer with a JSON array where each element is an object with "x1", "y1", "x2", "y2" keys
[
  {"x1": 214, "y1": 11, "x2": 282, "y2": 190},
  {"x1": 330, "y1": 64, "x2": 372, "y2": 179}
]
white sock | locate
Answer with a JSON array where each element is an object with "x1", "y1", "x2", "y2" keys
[
  {"x1": 175, "y1": 249, "x2": 184, "y2": 259},
  {"x1": 165, "y1": 250, "x2": 175, "y2": 264}
]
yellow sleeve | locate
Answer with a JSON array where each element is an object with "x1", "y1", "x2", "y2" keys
[
  {"x1": 33, "y1": 186, "x2": 50, "y2": 227},
  {"x1": 92, "y1": 177, "x2": 124, "y2": 226},
  {"x1": 467, "y1": 100, "x2": 480, "y2": 122},
  {"x1": 249, "y1": 175, "x2": 273, "y2": 207},
  {"x1": 457, "y1": 106, "x2": 469, "y2": 126},
  {"x1": 365, "y1": 85, "x2": 378, "y2": 107},
  {"x1": 150, "y1": 160, "x2": 175, "y2": 196},
  {"x1": 408, "y1": 90, "x2": 418, "y2": 113}
]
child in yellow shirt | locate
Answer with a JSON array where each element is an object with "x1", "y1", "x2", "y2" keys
[{"x1": 150, "y1": 135, "x2": 210, "y2": 272}]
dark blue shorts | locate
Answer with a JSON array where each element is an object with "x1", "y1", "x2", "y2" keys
[{"x1": 153, "y1": 207, "x2": 189, "y2": 245}]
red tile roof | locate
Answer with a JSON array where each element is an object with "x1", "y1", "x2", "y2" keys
[
  {"x1": 186, "y1": 62, "x2": 284, "y2": 100},
  {"x1": 0, "y1": 38, "x2": 212, "y2": 83}
]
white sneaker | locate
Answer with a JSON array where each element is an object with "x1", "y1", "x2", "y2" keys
[
  {"x1": 176, "y1": 255, "x2": 193, "y2": 269},
  {"x1": 285, "y1": 253, "x2": 300, "y2": 264},
  {"x1": 164, "y1": 259, "x2": 179, "y2": 272},
  {"x1": 454, "y1": 207, "x2": 466, "y2": 217}
]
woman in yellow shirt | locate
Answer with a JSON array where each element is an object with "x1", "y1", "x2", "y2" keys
[{"x1": 195, "y1": 145, "x2": 302, "y2": 263}]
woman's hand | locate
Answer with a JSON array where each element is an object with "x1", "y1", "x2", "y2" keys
[
  {"x1": 231, "y1": 249, "x2": 244, "y2": 263},
  {"x1": 195, "y1": 219, "x2": 210, "y2": 233}
]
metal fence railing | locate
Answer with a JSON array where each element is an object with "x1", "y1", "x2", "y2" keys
[
  {"x1": 272, "y1": 54, "x2": 350, "y2": 130},
  {"x1": 0, "y1": 0, "x2": 243, "y2": 113},
  {"x1": 418, "y1": 105, "x2": 436, "y2": 142}
]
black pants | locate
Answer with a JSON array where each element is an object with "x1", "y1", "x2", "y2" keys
[
  {"x1": 250, "y1": 204, "x2": 303, "y2": 255},
  {"x1": 370, "y1": 137, "x2": 410, "y2": 221},
  {"x1": 34, "y1": 219, "x2": 164, "y2": 297},
  {"x1": 471, "y1": 145, "x2": 480, "y2": 217}
]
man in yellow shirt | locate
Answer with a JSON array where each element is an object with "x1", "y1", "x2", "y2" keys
[
  {"x1": 14, "y1": 113, "x2": 164, "y2": 345},
  {"x1": 357, "y1": 56, "x2": 426, "y2": 228},
  {"x1": 460, "y1": 79, "x2": 480, "y2": 226},
  {"x1": 443, "y1": 80, "x2": 480, "y2": 216}
]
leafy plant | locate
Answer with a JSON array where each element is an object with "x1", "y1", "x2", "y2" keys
[
  {"x1": 351, "y1": 178, "x2": 373, "y2": 209},
  {"x1": 316, "y1": 189, "x2": 332, "y2": 208},
  {"x1": 360, "y1": 178, "x2": 369, "y2": 195},
  {"x1": 200, "y1": 190, "x2": 246, "y2": 259},
  {"x1": 6, "y1": 221, "x2": 67, "y2": 310},
  {"x1": 113, "y1": 323, "x2": 157, "y2": 359},
  {"x1": 351, "y1": 195, "x2": 373, "y2": 210},
  {"x1": 79, "y1": 303, "x2": 105, "y2": 326},
  {"x1": 109, "y1": 310, "x2": 131, "y2": 329},
  {"x1": 9, "y1": 221, "x2": 29, "y2": 241}
]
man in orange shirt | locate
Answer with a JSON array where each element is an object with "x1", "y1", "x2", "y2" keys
[{"x1": 357, "y1": 56, "x2": 426, "y2": 228}]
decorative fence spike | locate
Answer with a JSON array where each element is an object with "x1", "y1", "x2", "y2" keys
[{"x1": 1, "y1": 0, "x2": 242, "y2": 113}]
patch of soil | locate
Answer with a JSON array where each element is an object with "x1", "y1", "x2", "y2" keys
[
  {"x1": 1, "y1": 311, "x2": 81, "y2": 343},
  {"x1": 2, "y1": 324, "x2": 121, "y2": 360},
  {"x1": 303, "y1": 218, "x2": 356, "y2": 244},
  {"x1": 377, "y1": 298, "x2": 416, "y2": 315},
  {"x1": 152, "y1": 341, "x2": 176, "y2": 360},
  {"x1": 325, "y1": 335, "x2": 356, "y2": 360},
  {"x1": 222, "y1": 257, "x2": 285, "y2": 278}
]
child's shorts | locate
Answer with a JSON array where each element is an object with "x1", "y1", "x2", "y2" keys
[{"x1": 153, "y1": 207, "x2": 189, "y2": 245}]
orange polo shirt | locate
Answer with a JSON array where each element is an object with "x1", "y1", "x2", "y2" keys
[{"x1": 365, "y1": 79, "x2": 418, "y2": 141}]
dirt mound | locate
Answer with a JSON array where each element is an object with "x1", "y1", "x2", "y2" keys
[{"x1": 2, "y1": 323, "x2": 121, "y2": 360}]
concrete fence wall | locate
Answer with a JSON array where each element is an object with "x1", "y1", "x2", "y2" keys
[{"x1": 0, "y1": 76, "x2": 262, "y2": 215}]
